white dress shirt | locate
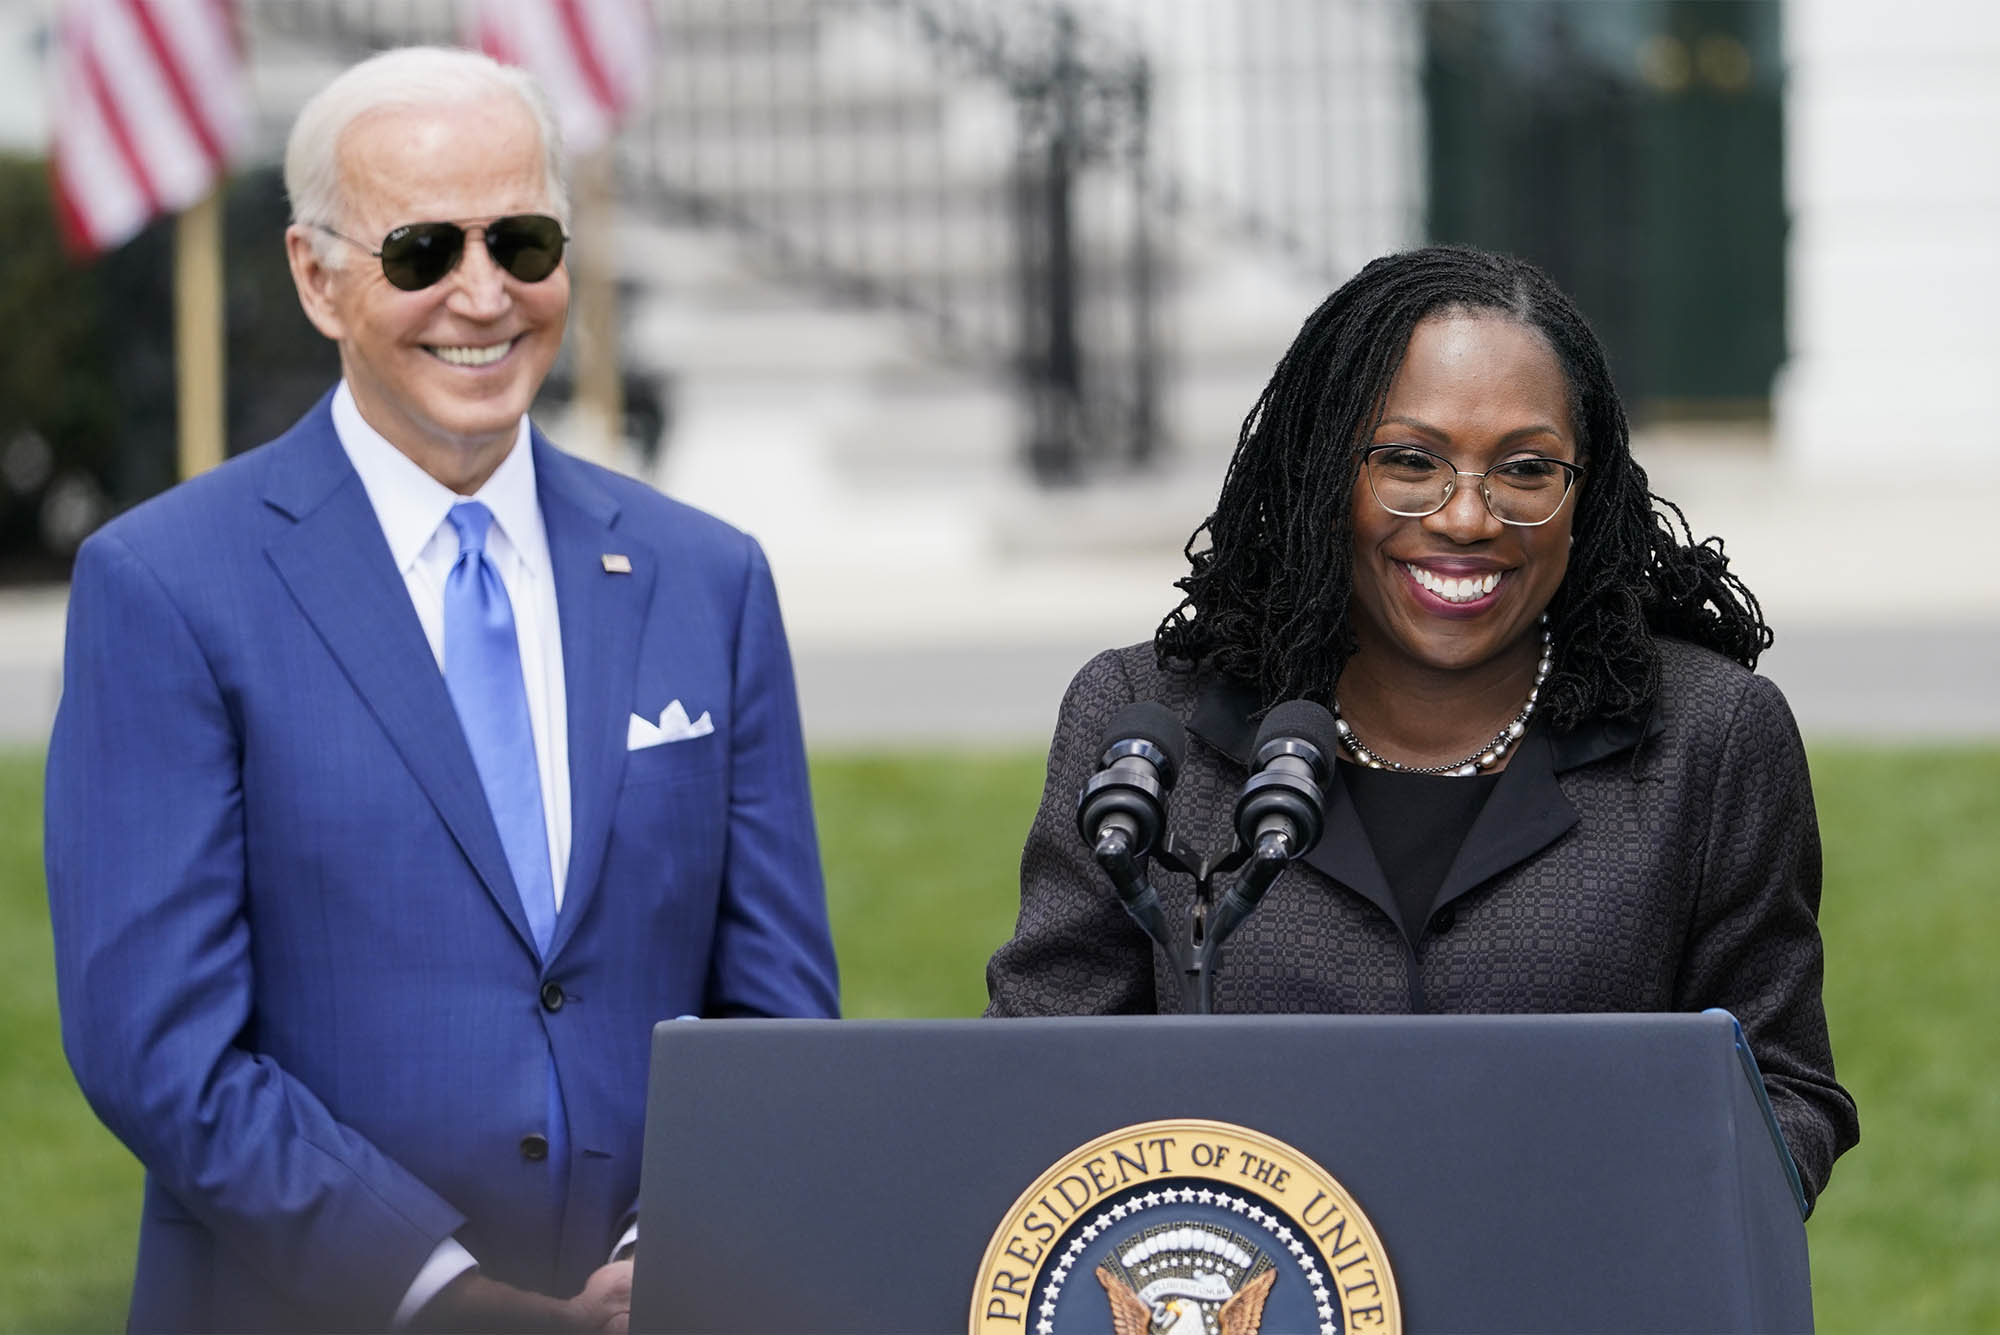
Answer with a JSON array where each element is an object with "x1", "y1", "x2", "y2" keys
[
  {"x1": 333, "y1": 382, "x2": 572, "y2": 908},
  {"x1": 333, "y1": 383, "x2": 589, "y2": 1322}
]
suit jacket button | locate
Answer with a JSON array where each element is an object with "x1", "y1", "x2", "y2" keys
[
  {"x1": 1430, "y1": 908, "x2": 1456, "y2": 934},
  {"x1": 520, "y1": 1133, "x2": 549, "y2": 1162},
  {"x1": 540, "y1": 981, "x2": 565, "y2": 1012}
]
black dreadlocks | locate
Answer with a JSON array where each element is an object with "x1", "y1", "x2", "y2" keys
[{"x1": 1155, "y1": 245, "x2": 1772, "y2": 729}]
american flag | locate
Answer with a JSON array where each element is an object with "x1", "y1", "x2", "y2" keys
[
  {"x1": 472, "y1": 0, "x2": 654, "y2": 155},
  {"x1": 47, "y1": 0, "x2": 251, "y2": 258}
]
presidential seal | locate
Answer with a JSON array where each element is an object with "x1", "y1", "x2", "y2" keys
[{"x1": 972, "y1": 1119, "x2": 1399, "y2": 1335}]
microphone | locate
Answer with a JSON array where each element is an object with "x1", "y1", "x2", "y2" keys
[
  {"x1": 1232, "y1": 699, "x2": 1338, "y2": 862},
  {"x1": 1076, "y1": 702, "x2": 1186, "y2": 954},
  {"x1": 1075, "y1": 701, "x2": 1186, "y2": 861},
  {"x1": 1203, "y1": 700, "x2": 1338, "y2": 954}
]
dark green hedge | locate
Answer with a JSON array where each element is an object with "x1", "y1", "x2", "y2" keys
[{"x1": 0, "y1": 158, "x2": 334, "y2": 576}]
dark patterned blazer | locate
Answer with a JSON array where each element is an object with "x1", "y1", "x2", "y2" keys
[{"x1": 986, "y1": 637, "x2": 1858, "y2": 1209}]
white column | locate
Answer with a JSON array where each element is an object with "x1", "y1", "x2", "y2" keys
[
  {"x1": 1085, "y1": 0, "x2": 1424, "y2": 276},
  {"x1": 1775, "y1": 0, "x2": 2000, "y2": 473},
  {"x1": 0, "y1": 4, "x2": 48, "y2": 152}
]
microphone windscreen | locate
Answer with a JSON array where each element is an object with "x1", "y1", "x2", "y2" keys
[
  {"x1": 1099, "y1": 701, "x2": 1187, "y2": 773},
  {"x1": 1253, "y1": 699, "x2": 1340, "y2": 763}
]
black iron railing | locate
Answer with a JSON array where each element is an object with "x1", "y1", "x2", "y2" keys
[{"x1": 252, "y1": 0, "x2": 1161, "y2": 482}]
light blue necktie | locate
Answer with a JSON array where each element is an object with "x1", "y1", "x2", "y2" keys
[
  {"x1": 442, "y1": 501, "x2": 567, "y2": 1190},
  {"x1": 443, "y1": 502, "x2": 559, "y2": 954}
]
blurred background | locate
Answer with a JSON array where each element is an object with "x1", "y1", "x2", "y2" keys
[
  {"x1": 0, "y1": 1, "x2": 1995, "y2": 1330},
  {"x1": 2, "y1": 0, "x2": 1996, "y2": 745}
]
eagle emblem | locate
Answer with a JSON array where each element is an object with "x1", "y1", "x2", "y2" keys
[
  {"x1": 971, "y1": 1119, "x2": 1399, "y2": 1334},
  {"x1": 1094, "y1": 1221, "x2": 1277, "y2": 1335}
]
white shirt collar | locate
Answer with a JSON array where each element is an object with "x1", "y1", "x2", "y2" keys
[{"x1": 331, "y1": 380, "x2": 544, "y2": 576}]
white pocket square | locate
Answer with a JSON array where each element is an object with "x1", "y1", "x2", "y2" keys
[{"x1": 628, "y1": 700, "x2": 715, "y2": 750}]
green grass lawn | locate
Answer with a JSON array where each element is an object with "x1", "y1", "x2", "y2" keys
[
  {"x1": 3, "y1": 744, "x2": 1995, "y2": 1331},
  {"x1": 1803, "y1": 749, "x2": 2000, "y2": 1329}
]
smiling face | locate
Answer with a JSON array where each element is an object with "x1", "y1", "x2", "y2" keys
[
  {"x1": 285, "y1": 92, "x2": 568, "y2": 492},
  {"x1": 1345, "y1": 310, "x2": 1582, "y2": 683}
]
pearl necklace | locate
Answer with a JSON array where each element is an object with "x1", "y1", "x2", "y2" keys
[{"x1": 1333, "y1": 625, "x2": 1552, "y2": 777}]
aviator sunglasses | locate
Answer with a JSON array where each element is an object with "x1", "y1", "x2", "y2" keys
[{"x1": 314, "y1": 213, "x2": 569, "y2": 291}]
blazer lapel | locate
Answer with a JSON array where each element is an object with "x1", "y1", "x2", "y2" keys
[
  {"x1": 1302, "y1": 780, "x2": 1408, "y2": 937},
  {"x1": 1186, "y1": 675, "x2": 1258, "y2": 762},
  {"x1": 1426, "y1": 708, "x2": 1665, "y2": 912},
  {"x1": 1187, "y1": 673, "x2": 1604, "y2": 933},
  {"x1": 534, "y1": 437, "x2": 653, "y2": 963},
  {"x1": 260, "y1": 405, "x2": 538, "y2": 956},
  {"x1": 1431, "y1": 723, "x2": 1579, "y2": 913}
]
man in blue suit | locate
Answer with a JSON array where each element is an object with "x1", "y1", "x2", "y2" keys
[{"x1": 44, "y1": 47, "x2": 840, "y2": 1332}]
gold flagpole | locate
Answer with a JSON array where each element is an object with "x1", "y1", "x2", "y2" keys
[
  {"x1": 174, "y1": 188, "x2": 226, "y2": 479},
  {"x1": 574, "y1": 144, "x2": 624, "y2": 470}
]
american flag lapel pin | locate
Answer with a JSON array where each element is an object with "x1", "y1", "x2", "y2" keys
[{"x1": 601, "y1": 554, "x2": 632, "y2": 574}]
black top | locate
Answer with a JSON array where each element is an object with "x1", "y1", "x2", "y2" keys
[{"x1": 1338, "y1": 762, "x2": 1502, "y2": 946}]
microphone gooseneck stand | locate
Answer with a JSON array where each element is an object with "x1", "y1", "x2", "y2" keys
[
  {"x1": 1091, "y1": 824, "x2": 1261, "y2": 1014},
  {"x1": 1080, "y1": 702, "x2": 1335, "y2": 1014}
]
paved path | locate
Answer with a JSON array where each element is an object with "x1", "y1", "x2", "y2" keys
[
  {"x1": 790, "y1": 623, "x2": 2000, "y2": 747},
  {"x1": 0, "y1": 585, "x2": 63, "y2": 753},
  {"x1": 6, "y1": 429, "x2": 1995, "y2": 750},
  {"x1": 7, "y1": 580, "x2": 1995, "y2": 750}
]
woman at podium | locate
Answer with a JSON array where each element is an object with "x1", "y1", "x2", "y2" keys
[{"x1": 986, "y1": 246, "x2": 1857, "y2": 1208}]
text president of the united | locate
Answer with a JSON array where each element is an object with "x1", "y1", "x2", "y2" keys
[{"x1": 43, "y1": 46, "x2": 839, "y2": 1333}]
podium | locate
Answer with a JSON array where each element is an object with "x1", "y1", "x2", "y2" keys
[{"x1": 631, "y1": 1011, "x2": 1811, "y2": 1333}]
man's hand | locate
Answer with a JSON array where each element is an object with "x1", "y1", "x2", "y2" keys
[
  {"x1": 415, "y1": 1260, "x2": 631, "y2": 1333},
  {"x1": 572, "y1": 1259, "x2": 634, "y2": 1332}
]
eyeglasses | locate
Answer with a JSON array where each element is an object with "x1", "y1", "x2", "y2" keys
[
  {"x1": 1361, "y1": 444, "x2": 1585, "y2": 527},
  {"x1": 313, "y1": 214, "x2": 569, "y2": 292}
]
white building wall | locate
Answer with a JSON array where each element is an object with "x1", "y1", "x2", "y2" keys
[
  {"x1": 1082, "y1": 0, "x2": 1426, "y2": 279},
  {"x1": 1776, "y1": 0, "x2": 2000, "y2": 473},
  {"x1": 0, "y1": 3, "x2": 50, "y2": 153}
]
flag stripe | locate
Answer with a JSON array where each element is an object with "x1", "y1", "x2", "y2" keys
[
  {"x1": 79, "y1": 39, "x2": 164, "y2": 218},
  {"x1": 202, "y1": 0, "x2": 241, "y2": 60},
  {"x1": 121, "y1": 0, "x2": 224, "y2": 169},
  {"x1": 516, "y1": 2, "x2": 604, "y2": 149},
  {"x1": 580, "y1": 0, "x2": 650, "y2": 106},
  {"x1": 169, "y1": 0, "x2": 255, "y2": 144},
  {"x1": 48, "y1": 22, "x2": 150, "y2": 247},
  {"x1": 51, "y1": 132, "x2": 147, "y2": 256},
  {"x1": 475, "y1": 0, "x2": 651, "y2": 155},
  {"x1": 49, "y1": 159, "x2": 102, "y2": 256},
  {"x1": 550, "y1": 0, "x2": 620, "y2": 116},
  {"x1": 49, "y1": 0, "x2": 249, "y2": 257},
  {"x1": 478, "y1": 16, "x2": 519, "y2": 68},
  {"x1": 93, "y1": 0, "x2": 213, "y2": 209}
]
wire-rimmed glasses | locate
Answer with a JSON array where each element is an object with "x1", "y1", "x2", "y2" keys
[{"x1": 1361, "y1": 444, "x2": 1584, "y2": 527}]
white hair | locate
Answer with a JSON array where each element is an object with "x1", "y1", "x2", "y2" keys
[{"x1": 285, "y1": 46, "x2": 570, "y2": 261}]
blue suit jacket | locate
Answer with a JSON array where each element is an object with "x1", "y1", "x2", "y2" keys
[{"x1": 44, "y1": 397, "x2": 841, "y2": 1332}]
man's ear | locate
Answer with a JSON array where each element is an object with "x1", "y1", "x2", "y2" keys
[{"x1": 285, "y1": 224, "x2": 347, "y2": 342}]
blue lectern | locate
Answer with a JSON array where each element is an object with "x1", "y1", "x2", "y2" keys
[{"x1": 632, "y1": 1011, "x2": 1810, "y2": 1333}]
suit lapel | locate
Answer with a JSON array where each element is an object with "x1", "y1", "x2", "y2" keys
[
  {"x1": 260, "y1": 404, "x2": 538, "y2": 956},
  {"x1": 535, "y1": 437, "x2": 653, "y2": 963}
]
